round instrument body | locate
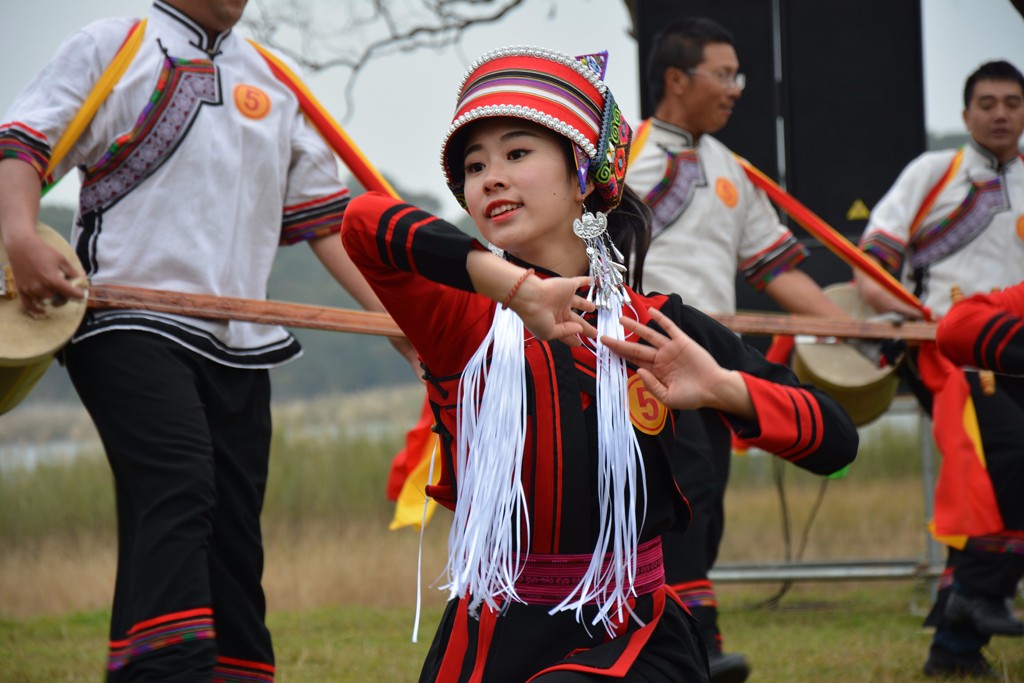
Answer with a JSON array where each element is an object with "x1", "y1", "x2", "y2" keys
[
  {"x1": 791, "y1": 282, "x2": 899, "y2": 427},
  {"x1": 0, "y1": 222, "x2": 86, "y2": 414}
]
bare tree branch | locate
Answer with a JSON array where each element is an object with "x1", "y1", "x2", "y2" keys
[{"x1": 242, "y1": 0, "x2": 531, "y2": 120}]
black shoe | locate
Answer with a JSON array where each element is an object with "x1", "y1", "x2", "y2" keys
[
  {"x1": 709, "y1": 652, "x2": 750, "y2": 683},
  {"x1": 945, "y1": 589, "x2": 1024, "y2": 636},
  {"x1": 923, "y1": 645, "x2": 996, "y2": 678}
]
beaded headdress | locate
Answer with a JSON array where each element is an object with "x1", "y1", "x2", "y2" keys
[{"x1": 441, "y1": 46, "x2": 631, "y2": 212}]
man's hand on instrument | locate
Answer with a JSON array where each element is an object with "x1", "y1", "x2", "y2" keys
[
  {"x1": 854, "y1": 269, "x2": 925, "y2": 320},
  {"x1": 4, "y1": 231, "x2": 85, "y2": 315}
]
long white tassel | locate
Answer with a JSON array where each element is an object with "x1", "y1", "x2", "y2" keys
[
  {"x1": 411, "y1": 440, "x2": 439, "y2": 644},
  {"x1": 551, "y1": 213, "x2": 648, "y2": 635},
  {"x1": 443, "y1": 306, "x2": 530, "y2": 615}
]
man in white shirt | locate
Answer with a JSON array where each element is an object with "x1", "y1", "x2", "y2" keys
[
  {"x1": 857, "y1": 59, "x2": 1024, "y2": 679},
  {"x1": 0, "y1": 1, "x2": 409, "y2": 680}
]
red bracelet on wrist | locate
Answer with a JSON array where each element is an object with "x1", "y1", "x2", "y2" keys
[{"x1": 501, "y1": 268, "x2": 535, "y2": 309}]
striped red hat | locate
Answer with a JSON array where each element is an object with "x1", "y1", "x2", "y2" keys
[{"x1": 441, "y1": 46, "x2": 631, "y2": 212}]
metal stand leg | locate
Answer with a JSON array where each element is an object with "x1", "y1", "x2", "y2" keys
[{"x1": 918, "y1": 410, "x2": 943, "y2": 602}]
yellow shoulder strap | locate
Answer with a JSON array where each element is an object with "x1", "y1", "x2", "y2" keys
[
  {"x1": 907, "y1": 147, "x2": 964, "y2": 240},
  {"x1": 627, "y1": 118, "x2": 652, "y2": 168},
  {"x1": 42, "y1": 18, "x2": 147, "y2": 193}
]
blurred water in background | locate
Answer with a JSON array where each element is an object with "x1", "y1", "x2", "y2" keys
[{"x1": 2, "y1": 390, "x2": 923, "y2": 476}]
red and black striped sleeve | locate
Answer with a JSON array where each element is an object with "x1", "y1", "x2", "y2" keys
[
  {"x1": 732, "y1": 373, "x2": 830, "y2": 468},
  {"x1": 937, "y1": 283, "x2": 1024, "y2": 375},
  {"x1": 341, "y1": 191, "x2": 493, "y2": 366},
  {"x1": 342, "y1": 191, "x2": 480, "y2": 290},
  {"x1": 655, "y1": 294, "x2": 858, "y2": 476}
]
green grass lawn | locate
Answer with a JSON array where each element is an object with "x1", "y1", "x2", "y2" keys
[
  {"x1": 717, "y1": 583, "x2": 1023, "y2": 682},
  {"x1": 3, "y1": 583, "x2": 1022, "y2": 682}
]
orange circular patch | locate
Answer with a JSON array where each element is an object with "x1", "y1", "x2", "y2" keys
[
  {"x1": 1017, "y1": 214, "x2": 1024, "y2": 241},
  {"x1": 716, "y1": 177, "x2": 739, "y2": 208},
  {"x1": 628, "y1": 374, "x2": 668, "y2": 435},
  {"x1": 234, "y1": 84, "x2": 271, "y2": 120}
]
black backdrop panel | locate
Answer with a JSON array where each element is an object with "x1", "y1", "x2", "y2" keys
[
  {"x1": 634, "y1": 0, "x2": 926, "y2": 320},
  {"x1": 781, "y1": 0, "x2": 926, "y2": 240}
]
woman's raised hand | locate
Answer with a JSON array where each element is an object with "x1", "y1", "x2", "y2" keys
[{"x1": 601, "y1": 307, "x2": 754, "y2": 418}]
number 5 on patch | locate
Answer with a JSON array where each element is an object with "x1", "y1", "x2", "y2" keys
[{"x1": 628, "y1": 374, "x2": 668, "y2": 434}]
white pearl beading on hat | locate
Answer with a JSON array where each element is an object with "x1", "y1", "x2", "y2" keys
[{"x1": 441, "y1": 104, "x2": 598, "y2": 183}]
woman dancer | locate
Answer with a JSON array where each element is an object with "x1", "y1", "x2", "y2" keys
[{"x1": 342, "y1": 46, "x2": 857, "y2": 683}]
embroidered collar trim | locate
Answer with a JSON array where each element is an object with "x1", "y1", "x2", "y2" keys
[
  {"x1": 967, "y1": 137, "x2": 1023, "y2": 173},
  {"x1": 651, "y1": 118, "x2": 695, "y2": 147},
  {"x1": 153, "y1": 0, "x2": 232, "y2": 55}
]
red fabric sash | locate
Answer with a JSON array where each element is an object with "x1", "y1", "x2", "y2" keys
[
  {"x1": 736, "y1": 156, "x2": 928, "y2": 317},
  {"x1": 513, "y1": 537, "x2": 665, "y2": 605}
]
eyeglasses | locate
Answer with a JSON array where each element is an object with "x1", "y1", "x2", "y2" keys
[{"x1": 685, "y1": 68, "x2": 746, "y2": 91}]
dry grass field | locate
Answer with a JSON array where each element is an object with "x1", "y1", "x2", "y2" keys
[{"x1": 2, "y1": 388, "x2": 1022, "y2": 681}]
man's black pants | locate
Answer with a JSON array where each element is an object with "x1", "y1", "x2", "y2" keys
[{"x1": 66, "y1": 331, "x2": 275, "y2": 682}]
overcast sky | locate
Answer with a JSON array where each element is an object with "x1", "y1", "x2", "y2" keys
[{"x1": 3, "y1": 0, "x2": 1023, "y2": 217}]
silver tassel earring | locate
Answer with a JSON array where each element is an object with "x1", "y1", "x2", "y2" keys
[
  {"x1": 572, "y1": 210, "x2": 627, "y2": 309},
  {"x1": 554, "y1": 208, "x2": 648, "y2": 635}
]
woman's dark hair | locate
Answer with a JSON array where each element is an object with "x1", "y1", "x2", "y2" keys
[{"x1": 585, "y1": 186, "x2": 652, "y2": 294}]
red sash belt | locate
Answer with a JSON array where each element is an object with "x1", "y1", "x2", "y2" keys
[{"x1": 513, "y1": 537, "x2": 665, "y2": 605}]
